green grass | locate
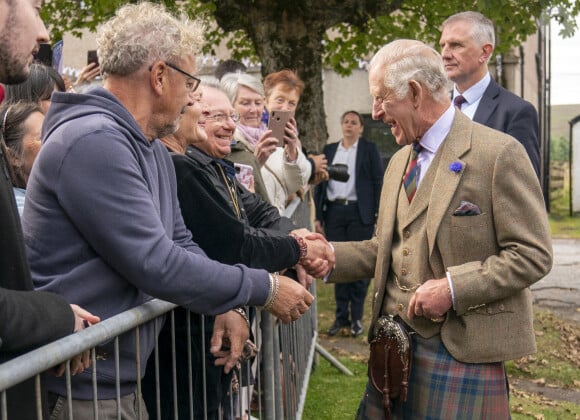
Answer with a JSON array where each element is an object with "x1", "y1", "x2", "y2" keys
[
  {"x1": 303, "y1": 356, "x2": 368, "y2": 419},
  {"x1": 549, "y1": 187, "x2": 580, "y2": 238},
  {"x1": 307, "y1": 289, "x2": 580, "y2": 418}
]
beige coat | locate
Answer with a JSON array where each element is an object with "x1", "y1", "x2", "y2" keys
[{"x1": 330, "y1": 111, "x2": 553, "y2": 363}]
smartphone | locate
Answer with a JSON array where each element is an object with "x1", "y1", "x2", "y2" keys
[
  {"x1": 234, "y1": 163, "x2": 253, "y2": 190},
  {"x1": 87, "y1": 50, "x2": 99, "y2": 66},
  {"x1": 35, "y1": 43, "x2": 52, "y2": 66},
  {"x1": 268, "y1": 110, "x2": 293, "y2": 147}
]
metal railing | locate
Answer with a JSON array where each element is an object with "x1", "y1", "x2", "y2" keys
[{"x1": 0, "y1": 196, "x2": 320, "y2": 420}]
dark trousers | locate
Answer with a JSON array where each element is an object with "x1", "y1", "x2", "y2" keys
[{"x1": 324, "y1": 202, "x2": 374, "y2": 324}]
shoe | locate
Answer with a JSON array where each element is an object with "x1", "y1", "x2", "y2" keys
[
  {"x1": 351, "y1": 321, "x2": 364, "y2": 337},
  {"x1": 327, "y1": 320, "x2": 349, "y2": 336}
]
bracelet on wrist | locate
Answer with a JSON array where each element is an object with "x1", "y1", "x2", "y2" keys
[
  {"x1": 263, "y1": 272, "x2": 280, "y2": 310},
  {"x1": 289, "y1": 233, "x2": 308, "y2": 259},
  {"x1": 232, "y1": 307, "x2": 250, "y2": 329}
]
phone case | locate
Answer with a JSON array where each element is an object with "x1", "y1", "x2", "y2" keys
[
  {"x1": 268, "y1": 110, "x2": 292, "y2": 146},
  {"x1": 234, "y1": 163, "x2": 253, "y2": 190}
]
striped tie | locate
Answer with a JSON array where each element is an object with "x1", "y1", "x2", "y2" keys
[{"x1": 403, "y1": 143, "x2": 422, "y2": 202}]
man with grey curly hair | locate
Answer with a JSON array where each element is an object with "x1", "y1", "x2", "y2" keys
[{"x1": 22, "y1": 3, "x2": 315, "y2": 418}]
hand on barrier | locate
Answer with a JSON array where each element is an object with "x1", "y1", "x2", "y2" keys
[
  {"x1": 52, "y1": 304, "x2": 100, "y2": 377},
  {"x1": 211, "y1": 310, "x2": 250, "y2": 374},
  {"x1": 266, "y1": 275, "x2": 313, "y2": 323}
]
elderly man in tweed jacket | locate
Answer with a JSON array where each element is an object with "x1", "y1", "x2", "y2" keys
[{"x1": 326, "y1": 39, "x2": 552, "y2": 419}]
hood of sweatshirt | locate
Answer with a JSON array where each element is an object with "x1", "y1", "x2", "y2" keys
[{"x1": 42, "y1": 86, "x2": 149, "y2": 147}]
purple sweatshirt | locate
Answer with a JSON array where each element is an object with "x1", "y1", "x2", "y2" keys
[{"x1": 22, "y1": 87, "x2": 270, "y2": 399}]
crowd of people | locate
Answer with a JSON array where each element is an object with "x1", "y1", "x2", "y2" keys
[{"x1": 0, "y1": 1, "x2": 551, "y2": 419}]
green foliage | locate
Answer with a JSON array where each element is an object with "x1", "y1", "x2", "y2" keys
[
  {"x1": 42, "y1": 0, "x2": 580, "y2": 74},
  {"x1": 550, "y1": 135, "x2": 570, "y2": 161}
]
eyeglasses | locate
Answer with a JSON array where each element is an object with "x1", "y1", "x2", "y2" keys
[
  {"x1": 164, "y1": 61, "x2": 201, "y2": 93},
  {"x1": 203, "y1": 112, "x2": 240, "y2": 123}
]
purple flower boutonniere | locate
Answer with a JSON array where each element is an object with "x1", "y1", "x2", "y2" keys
[{"x1": 449, "y1": 162, "x2": 463, "y2": 173}]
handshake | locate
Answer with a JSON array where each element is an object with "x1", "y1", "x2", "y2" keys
[
  {"x1": 290, "y1": 228, "x2": 335, "y2": 283},
  {"x1": 262, "y1": 228, "x2": 335, "y2": 324}
]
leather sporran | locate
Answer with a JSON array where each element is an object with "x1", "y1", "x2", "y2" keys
[{"x1": 368, "y1": 315, "x2": 413, "y2": 418}]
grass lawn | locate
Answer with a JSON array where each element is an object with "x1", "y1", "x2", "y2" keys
[{"x1": 304, "y1": 187, "x2": 580, "y2": 419}]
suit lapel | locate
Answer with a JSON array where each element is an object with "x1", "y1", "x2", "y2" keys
[
  {"x1": 426, "y1": 111, "x2": 472, "y2": 256},
  {"x1": 473, "y1": 78, "x2": 500, "y2": 125}
]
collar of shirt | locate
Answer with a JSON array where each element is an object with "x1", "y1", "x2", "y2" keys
[
  {"x1": 415, "y1": 104, "x2": 455, "y2": 185},
  {"x1": 452, "y1": 72, "x2": 491, "y2": 119},
  {"x1": 337, "y1": 138, "x2": 359, "y2": 154}
]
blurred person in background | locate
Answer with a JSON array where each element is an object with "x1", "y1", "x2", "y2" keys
[
  {"x1": 214, "y1": 58, "x2": 247, "y2": 81},
  {"x1": 221, "y1": 71, "x2": 275, "y2": 201},
  {"x1": 0, "y1": 101, "x2": 44, "y2": 215},
  {"x1": 260, "y1": 69, "x2": 312, "y2": 214},
  {"x1": 314, "y1": 110, "x2": 384, "y2": 337},
  {"x1": 3, "y1": 62, "x2": 65, "y2": 113}
]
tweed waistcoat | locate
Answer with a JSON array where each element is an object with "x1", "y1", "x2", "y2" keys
[{"x1": 381, "y1": 146, "x2": 447, "y2": 338}]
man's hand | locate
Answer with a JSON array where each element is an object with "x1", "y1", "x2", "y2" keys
[
  {"x1": 52, "y1": 305, "x2": 101, "y2": 377},
  {"x1": 210, "y1": 311, "x2": 250, "y2": 374},
  {"x1": 267, "y1": 275, "x2": 314, "y2": 323},
  {"x1": 290, "y1": 229, "x2": 335, "y2": 277},
  {"x1": 407, "y1": 278, "x2": 453, "y2": 322},
  {"x1": 294, "y1": 263, "x2": 313, "y2": 289}
]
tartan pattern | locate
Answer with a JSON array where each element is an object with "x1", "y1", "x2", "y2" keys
[
  {"x1": 356, "y1": 334, "x2": 510, "y2": 419},
  {"x1": 402, "y1": 143, "x2": 422, "y2": 202}
]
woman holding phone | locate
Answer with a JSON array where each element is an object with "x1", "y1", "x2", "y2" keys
[
  {"x1": 222, "y1": 70, "x2": 311, "y2": 214},
  {"x1": 220, "y1": 72, "x2": 276, "y2": 201}
]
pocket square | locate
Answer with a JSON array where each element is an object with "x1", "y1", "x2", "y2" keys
[{"x1": 453, "y1": 200, "x2": 481, "y2": 216}]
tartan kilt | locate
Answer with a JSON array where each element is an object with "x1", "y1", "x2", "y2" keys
[{"x1": 356, "y1": 333, "x2": 510, "y2": 420}]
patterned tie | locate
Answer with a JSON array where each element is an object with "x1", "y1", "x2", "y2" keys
[
  {"x1": 403, "y1": 143, "x2": 422, "y2": 202},
  {"x1": 453, "y1": 94, "x2": 466, "y2": 109}
]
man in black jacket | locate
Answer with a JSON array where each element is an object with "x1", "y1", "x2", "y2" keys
[
  {"x1": 0, "y1": 1, "x2": 99, "y2": 418},
  {"x1": 143, "y1": 81, "x2": 331, "y2": 419}
]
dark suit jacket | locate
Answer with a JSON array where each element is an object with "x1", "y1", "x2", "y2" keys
[
  {"x1": 314, "y1": 137, "x2": 384, "y2": 226},
  {"x1": 473, "y1": 77, "x2": 540, "y2": 178},
  {"x1": 0, "y1": 154, "x2": 74, "y2": 420}
]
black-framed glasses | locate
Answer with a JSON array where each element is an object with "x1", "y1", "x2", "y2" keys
[
  {"x1": 164, "y1": 61, "x2": 201, "y2": 93},
  {"x1": 203, "y1": 112, "x2": 240, "y2": 123}
]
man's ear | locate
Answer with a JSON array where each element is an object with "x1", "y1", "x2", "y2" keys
[
  {"x1": 480, "y1": 44, "x2": 494, "y2": 63},
  {"x1": 149, "y1": 61, "x2": 167, "y2": 95},
  {"x1": 409, "y1": 80, "x2": 422, "y2": 108}
]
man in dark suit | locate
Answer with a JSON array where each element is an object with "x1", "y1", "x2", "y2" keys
[
  {"x1": 314, "y1": 111, "x2": 384, "y2": 337},
  {"x1": 0, "y1": 2, "x2": 99, "y2": 418},
  {"x1": 324, "y1": 39, "x2": 552, "y2": 418},
  {"x1": 440, "y1": 11, "x2": 541, "y2": 179}
]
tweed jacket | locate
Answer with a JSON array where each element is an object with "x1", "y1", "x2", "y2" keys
[{"x1": 330, "y1": 110, "x2": 552, "y2": 363}]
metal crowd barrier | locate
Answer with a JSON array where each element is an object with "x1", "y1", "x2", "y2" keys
[{"x1": 0, "y1": 197, "x2": 319, "y2": 420}]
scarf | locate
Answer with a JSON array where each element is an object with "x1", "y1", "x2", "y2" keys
[{"x1": 236, "y1": 123, "x2": 268, "y2": 148}]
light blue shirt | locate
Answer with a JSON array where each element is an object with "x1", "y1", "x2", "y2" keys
[
  {"x1": 13, "y1": 187, "x2": 25, "y2": 217},
  {"x1": 416, "y1": 104, "x2": 455, "y2": 187},
  {"x1": 452, "y1": 72, "x2": 491, "y2": 120}
]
